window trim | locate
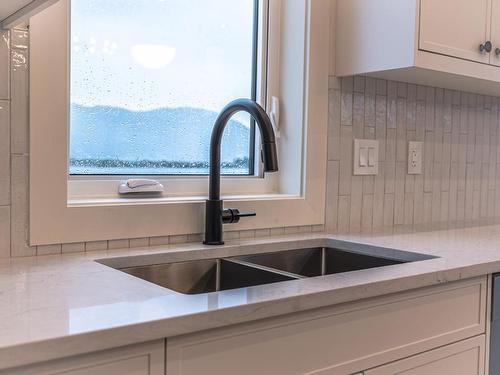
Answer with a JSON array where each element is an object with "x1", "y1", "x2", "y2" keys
[{"x1": 29, "y1": 0, "x2": 329, "y2": 246}]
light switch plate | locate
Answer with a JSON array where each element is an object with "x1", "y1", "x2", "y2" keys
[
  {"x1": 408, "y1": 141, "x2": 423, "y2": 175},
  {"x1": 354, "y1": 139, "x2": 379, "y2": 175}
]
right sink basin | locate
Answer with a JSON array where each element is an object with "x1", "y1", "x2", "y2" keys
[{"x1": 234, "y1": 246, "x2": 432, "y2": 277}]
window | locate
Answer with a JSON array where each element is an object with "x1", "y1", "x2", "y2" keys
[
  {"x1": 29, "y1": 0, "x2": 328, "y2": 245},
  {"x1": 70, "y1": 0, "x2": 259, "y2": 176}
]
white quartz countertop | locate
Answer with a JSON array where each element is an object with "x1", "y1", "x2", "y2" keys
[{"x1": 3, "y1": 222, "x2": 500, "y2": 370}]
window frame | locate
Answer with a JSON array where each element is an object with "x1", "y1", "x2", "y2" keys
[
  {"x1": 67, "y1": 0, "x2": 272, "y2": 199},
  {"x1": 29, "y1": 0, "x2": 329, "y2": 246}
]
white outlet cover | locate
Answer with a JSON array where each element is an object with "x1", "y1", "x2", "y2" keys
[
  {"x1": 354, "y1": 139, "x2": 379, "y2": 175},
  {"x1": 408, "y1": 141, "x2": 423, "y2": 175}
]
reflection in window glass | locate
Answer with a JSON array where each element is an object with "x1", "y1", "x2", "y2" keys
[{"x1": 70, "y1": 0, "x2": 257, "y2": 175}]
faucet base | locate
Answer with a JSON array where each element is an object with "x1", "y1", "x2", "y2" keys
[
  {"x1": 203, "y1": 240, "x2": 225, "y2": 246},
  {"x1": 204, "y1": 199, "x2": 224, "y2": 246}
]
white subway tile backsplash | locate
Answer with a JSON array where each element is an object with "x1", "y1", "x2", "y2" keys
[
  {"x1": 62, "y1": 243, "x2": 85, "y2": 254},
  {"x1": 0, "y1": 31, "x2": 10, "y2": 100},
  {"x1": 0, "y1": 206, "x2": 10, "y2": 258},
  {"x1": 129, "y1": 238, "x2": 150, "y2": 248},
  {"x1": 37, "y1": 244, "x2": 62, "y2": 256},
  {"x1": 326, "y1": 75, "x2": 500, "y2": 233},
  {"x1": 11, "y1": 155, "x2": 35, "y2": 257},
  {"x1": 108, "y1": 239, "x2": 130, "y2": 250},
  {"x1": 325, "y1": 161, "x2": 339, "y2": 231},
  {"x1": 187, "y1": 233, "x2": 203, "y2": 243},
  {"x1": 298, "y1": 226, "x2": 313, "y2": 234},
  {"x1": 168, "y1": 235, "x2": 188, "y2": 245},
  {"x1": 376, "y1": 79, "x2": 387, "y2": 96},
  {"x1": 10, "y1": 29, "x2": 28, "y2": 50},
  {"x1": 0, "y1": 100, "x2": 10, "y2": 205},
  {"x1": 85, "y1": 241, "x2": 108, "y2": 252},
  {"x1": 150, "y1": 236, "x2": 170, "y2": 246},
  {"x1": 255, "y1": 228, "x2": 271, "y2": 237},
  {"x1": 338, "y1": 195, "x2": 351, "y2": 233},
  {"x1": 339, "y1": 126, "x2": 353, "y2": 195},
  {"x1": 361, "y1": 194, "x2": 373, "y2": 230},
  {"x1": 270, "y1": 227, "x2": 285, "y2": 237},
  {"x1": 312, "y1": 224, "x2": 325, "y2": 233},
  {"x1": 353, "y1": 76, "x2": 365, "y2": 93},
  {"x1": 341, "y1": 77, "x2": 353, "y2": 126},
  {"x1": 239, "y1": 229, "x2": 256, "y2": 239},
  {"x1": 10, "y1": 44, "x2": 29, "y2": 155},
  {"x1": 328, "y1": 89, "x2": 341, "y2": 161}
]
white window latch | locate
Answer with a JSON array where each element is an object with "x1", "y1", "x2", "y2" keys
[
  {"x1": 119, "y1": 179, "x2": 164, "y2": 194},
  {"x1": 270, "y1": 96, "x2": 281, "y2": 138}
]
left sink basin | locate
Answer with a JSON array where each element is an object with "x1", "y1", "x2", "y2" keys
[{"x1": 119, "y1": 258, "x2": 298, "y2": 295}]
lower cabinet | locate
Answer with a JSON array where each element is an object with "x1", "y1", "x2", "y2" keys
[
  {"x1": 166, "y1": 277, "x2": 486, "y2": 375},
  {"x1": 2, "y1": 340, "x2": 165, "y2": 375},
  {"x1": 365, "y1": 335, "x2": 485, "y2": 375}
]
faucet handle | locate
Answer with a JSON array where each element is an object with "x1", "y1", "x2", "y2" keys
[
  {"x1": 238, "y1": 211, "x2": 257, "y2": 218},
  {"x1": 222, "y1": 209, "x2": 256, "y2": 224}
]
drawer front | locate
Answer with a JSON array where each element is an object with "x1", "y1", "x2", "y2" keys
[
  {"x1": 365, "y1": 335, "x2": 485, "y2": 375},
  {"x1": 3, "y1": 341, "x2": 164, "y2": 375},
  {"x1": 167, "y1": 277, "x2": 486, "y2": 375}
]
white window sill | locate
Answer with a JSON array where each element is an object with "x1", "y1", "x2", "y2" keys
[{"x1": 68, "y1": 193, "x2": 299, "y2": 207}]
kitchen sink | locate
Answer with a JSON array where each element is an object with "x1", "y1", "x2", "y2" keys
[
  {"x1": 111, "y1": 243, "x2": 436, "y2": 295},
  {"x1": 120, "y1": 258, "x2": 298, "y2": 295}
]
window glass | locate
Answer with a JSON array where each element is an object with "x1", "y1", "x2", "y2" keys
[{"x1": 70, "y1": 0, "x2": 257, "y2": 175}]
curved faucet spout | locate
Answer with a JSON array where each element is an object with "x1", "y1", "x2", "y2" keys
[
  {"x1": 204, "y1": 98, "x2": 279, "y2": 245},
  {"x1": 208, "y1": 98, "x2": 279, "y2": 200}
]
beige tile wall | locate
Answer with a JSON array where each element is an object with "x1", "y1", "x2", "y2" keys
[
  {"x1": 0, "y1": 29, "x2": 323, "y2": 258},
  {"x1": 326, "y1": 76, "x2": 500, "y2": 232}
]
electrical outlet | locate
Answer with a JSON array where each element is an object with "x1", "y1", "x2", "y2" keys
[{"x1": 408, "y1": 141, "x2": 423, "y2": 175}]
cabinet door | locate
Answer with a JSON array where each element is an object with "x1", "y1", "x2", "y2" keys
[
  {"x1": 419, "y1": 0, "x2": 492, "y2": 63},
  {"x1": 3, "y1": 341, "x2": 165, "y2": 375},
  {"x1": 490, "y1": 0, "x2": 500, "y2": 66},
  {"x1": 365, "y1": 335, "x2": 485, "y2": 375}
]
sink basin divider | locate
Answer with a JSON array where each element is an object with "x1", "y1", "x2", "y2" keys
[
  {"x1": 321, "y1": 248, "x2": 327, "y2": 276},
  {"x1": 225, "y1": 258, "x2": 306, "y2": 280},
  {"x1": 216, "y1": 259, "x2": 221, "y2": 292}
]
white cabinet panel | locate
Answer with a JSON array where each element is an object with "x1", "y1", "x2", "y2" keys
[
  {"x1": 419, "y1": 0, "x2": 491, "y2": 63},
  {"x1": 336, "y1": 0, "x2": 500, "y2": 96},
  {"x1": 167, "y1": 277, "x2": 486, "y2": 375},
  {"x1": 3, "y1": 341, "x2": 165, "y2": 375},
  {"x1": 365, "y1": 335, "x2": 485, "y2": 375},
  {"x1": 490, "y1": 0, "x2": 500, "y2": 66},
  {"x1": 56, "y1": 356, "x2": 151, "y2": 375}
]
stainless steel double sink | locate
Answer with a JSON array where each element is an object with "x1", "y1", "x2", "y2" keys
[{"x1": 112, "y1": 243, "x2": 435, "y2": 295}]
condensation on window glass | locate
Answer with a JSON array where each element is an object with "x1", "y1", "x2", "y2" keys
[{"x1": 70, "y1": 0, "x2": 256, "y2": 175}]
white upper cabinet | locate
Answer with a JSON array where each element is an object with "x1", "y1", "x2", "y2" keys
[
  {"x1": 419, "y1": 0, "x2": 491, "y2": 63},
  {"x1": 490, "y1": 0, "x2": 500, "y2": 66},
  {"x1": 336, "y1": 0, "x2": 500, "y2": 96}
]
